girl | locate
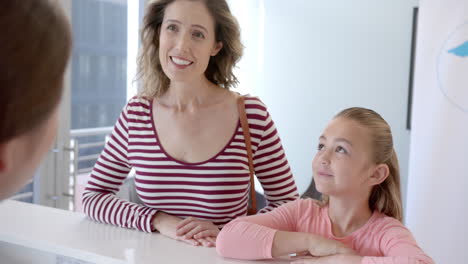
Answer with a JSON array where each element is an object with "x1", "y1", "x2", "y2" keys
[{"x1": 216, "y1": 107, "x2": 433, "y2": 264}]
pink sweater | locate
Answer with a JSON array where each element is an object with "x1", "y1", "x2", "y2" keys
[{"x1": 216, "y1": 199, "x2": 433, "y2": 264}]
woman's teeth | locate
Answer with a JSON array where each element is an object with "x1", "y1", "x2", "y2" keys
[{"x1": 171, "y1": 57, "x2": 192, "y2": 66}]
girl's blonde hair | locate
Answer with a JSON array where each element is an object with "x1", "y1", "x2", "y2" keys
[
  {"x1": 137, "y1": 0, "x2": 243, "y2": 98},
  {"x1": 320, "y1": 107, "x2": 403, "y2": 222}
]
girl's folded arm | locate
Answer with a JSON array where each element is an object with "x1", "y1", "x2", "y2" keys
[
  {"x1": 362, "y1": 225, "x2": 434, "y2": 264},
  {"x1": 216, "y1": 199, "x2": 302, "y2": 259}
]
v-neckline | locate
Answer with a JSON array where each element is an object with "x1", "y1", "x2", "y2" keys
[{"x1": 149, "y1": 98, "x2": 241, "y2": 166}]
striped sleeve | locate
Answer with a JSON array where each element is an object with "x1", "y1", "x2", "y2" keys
[
  {"x1": 245, "y1": 97, "x2": 299, "y2": 213},
  {"x1": 82, "y1": 98, "x2": 158, "y2": 233}
]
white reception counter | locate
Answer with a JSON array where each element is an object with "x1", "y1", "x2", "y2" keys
[{"x1": 0, "y1": 200, "x2": 287, "y2": 264}]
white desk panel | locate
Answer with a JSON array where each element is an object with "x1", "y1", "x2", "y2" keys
[{"x1": 0, "y1": 200, "x2": 288, "y2": 264}]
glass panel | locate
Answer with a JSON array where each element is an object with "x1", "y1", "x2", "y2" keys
[
  {"x1": 71, "y1": 0, "x2": 128, "y2": 130},
  {"x1": 70, "y1": 0, "x2": 128, "y2": 211}
]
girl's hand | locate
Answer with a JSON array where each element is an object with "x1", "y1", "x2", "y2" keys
[
  {"x1": 291, "y1": 256, "x2": 328, "y2": 264},
  {"x1": 272, "y1": 231, "x2": 356, "y2": 258},
  {"x1": 291, "y1": 254, "x2": 363, "y2": 264},
  {"x1": 291, "y1": 254, "x2": 362, "y2": 264},
  {"x1": 307, "y1": 235, "x2": 356, "y2": 257}
]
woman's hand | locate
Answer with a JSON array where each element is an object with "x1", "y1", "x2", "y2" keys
[
  {"x1": 176, "y1": 216, "x2": 219, "y2": 247},
  {"x1": 152, "y1": 212, "x2": 202, "y2": 246}
]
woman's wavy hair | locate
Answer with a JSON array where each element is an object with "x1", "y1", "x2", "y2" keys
[{"x1": 137, "y1": 0, "x2": 243, "y2": 98}]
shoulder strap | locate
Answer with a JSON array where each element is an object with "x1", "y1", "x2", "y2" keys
[{"x1": 237, "y1": 96, "x2": 257, "y2": 215}]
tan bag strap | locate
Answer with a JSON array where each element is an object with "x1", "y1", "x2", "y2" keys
[{"x1": 237, "y1": 96, "x2": 257, "y2": 215}]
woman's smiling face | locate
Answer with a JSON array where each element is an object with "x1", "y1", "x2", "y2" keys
[{"x1": 158, "y1": 0, "x2": 222, "y2": 83}]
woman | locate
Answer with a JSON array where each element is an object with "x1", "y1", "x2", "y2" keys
[
  {"x1": 216, "y1": 107, "x2": 433, "y2": 263},
  {"x1": 82, "y1": 0, "x2": 299, "y2": 247},
  {"x1": 0, "y1": 0, "x2": 72, "y2": 200}
]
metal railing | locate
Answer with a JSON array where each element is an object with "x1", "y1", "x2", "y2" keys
[
  {"x1": 8, "y1": 178, "x2": 34, "y2": 202},
  {"x1": 68, "y1": 127, "x2": 113, "y2": 211}
]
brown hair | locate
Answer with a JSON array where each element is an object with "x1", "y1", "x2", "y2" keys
[
  {"x1": 0, "y1": 0, "x2": 72, "y2": 143},
  {"x1": 137, "y1": 0, "x2": 243, "y2": 98},
  {"x1": 321, "y1": 107, "x2": 403, "y2": 221}
]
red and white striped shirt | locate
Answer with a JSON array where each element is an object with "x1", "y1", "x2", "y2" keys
[{"x1": 82, "y1": 96, "x2": 299, "y2": 233}]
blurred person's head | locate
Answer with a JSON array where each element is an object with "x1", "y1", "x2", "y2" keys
[{"x1": 0, "y1": 0, "x2": 72, "y2": 200}]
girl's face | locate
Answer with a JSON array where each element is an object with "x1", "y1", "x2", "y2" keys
[
  {"x1": 312, "y1": 117, "x2": 377, "y2": 198},
  {"x1": 159, "y1": 0, "x2": 222, "y2": 83}
]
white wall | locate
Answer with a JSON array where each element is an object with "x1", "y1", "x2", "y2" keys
[
  {"x1": 406, "y1": 0, "x2": 468, "y2": 262},
  {"x1": 227, "y1": 0, "x2": 264, "y2": 96},
  {"x1": 231, "y1": 0, "x2": 418, "y2": 207}
]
